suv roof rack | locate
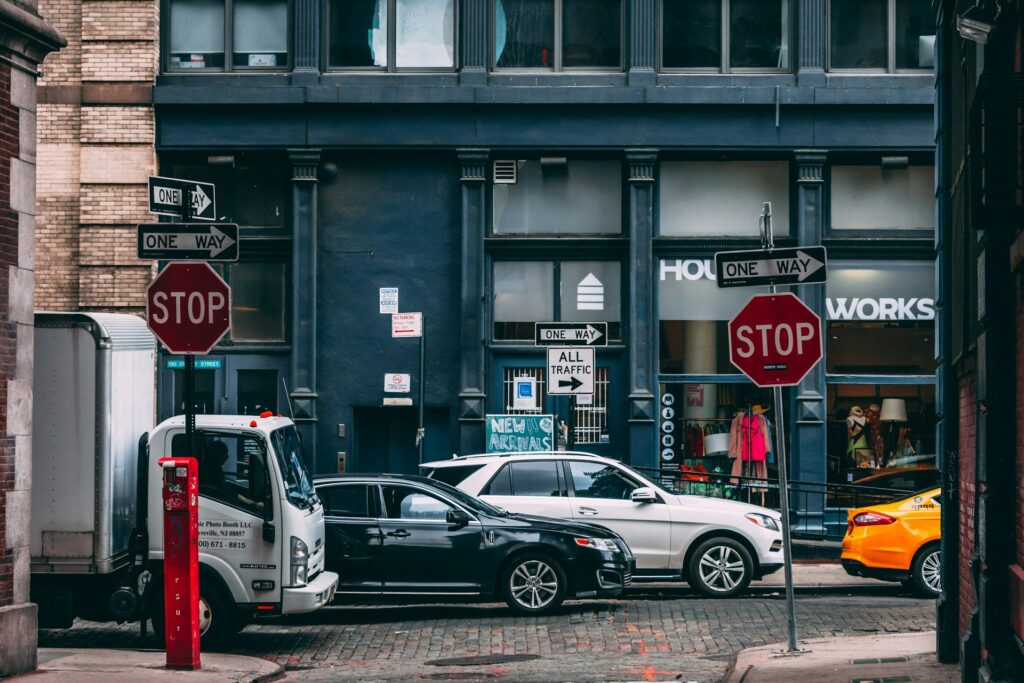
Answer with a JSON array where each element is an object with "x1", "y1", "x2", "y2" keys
[{"x1": 445, "y1": 450, "x2": 604, "y2": 461}]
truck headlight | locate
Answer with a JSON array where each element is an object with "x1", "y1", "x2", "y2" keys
[
  {"x1": 290, "y1": 536, "x2": 309, "y2": 587},
  {"x1": 745, "y1": 513, "x2": 780, "y2": 532}
]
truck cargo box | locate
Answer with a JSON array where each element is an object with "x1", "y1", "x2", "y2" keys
[{"x1": 31, "y1": 313, "x2": 155, "y2": 574}]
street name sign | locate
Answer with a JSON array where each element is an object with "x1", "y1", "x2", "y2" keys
[
  {"x1": 148, "y1": 176, "x2": 217, "y2": 221},
  {"x1": 147, "y1": 262, "x2": 231, "y2": 355},
  {"x1": 728, "y1": 293, "x2": 822, "y2": 387},
  {"x1": 535, "y1": 322, "x2": 607, "y2": 347},
  {"x1": 392, "y1": 312, "x2": 422, "y2": 338},
  {"x1": 715, "y1": 246, "x2": 827, "y2": 288},
  {"x1": 137, "y1": 224, "x2": 239, "y2": 261},
  {"x1": 546, "y1": 347, "x2": 595, "y2": 395}
]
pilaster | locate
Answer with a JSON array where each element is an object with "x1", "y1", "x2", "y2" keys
[
  {"x1": 460, "y1": 0, "x2": 488, "y2": 86},
  {"x1": 291, "y1": 0, "x2": 321, "y2": 84},
  {"x1": 628, "y1": 0, "x2": 656, "y2": 86},
  {"x1": 797, "y1": 0, "x2": 827, "y2": 86}
]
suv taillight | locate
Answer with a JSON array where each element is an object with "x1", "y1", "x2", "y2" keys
[{"x1": 852, "y1": 511, "x2": 897, "y2": 526}]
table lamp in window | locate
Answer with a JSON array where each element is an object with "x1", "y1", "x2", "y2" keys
[{"x1": 880, "y1": 398, "x2": 908, "y2": 468}]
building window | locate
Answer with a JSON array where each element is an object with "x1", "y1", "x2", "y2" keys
[
  {"x1": 659, "y1": 161, "x2": 791, "y2": 236},
  {"x1": 829, "y1": 0, "x2": 934, "y2": 71},
  {"x1": 662, "y1": 0, "x2": 790, "y2": 71},
  {"x1": 167, "y1": 0, "x2": 289, "y2": 71},
  {"x1": 493, "y1": 260, "x2": 621, "y2": 340},
  {"x1": 328, "y1": 0, "x2": 455, "y2": 69},
  {"x1": 830, "y1": 164, "x2": 934, "y2": 232},
  {"x1": 494, "y1": 0, "x2": 623, "y2": 70},
  {"x1": 170, "y1": 164, "x2": 289, "y2": 231},
  {"x1": 228, "y1": 262, "x2": 287, "y2": 342},
  {"x1": 492, "y1": 160, "x2": 622, "y2": 234}
]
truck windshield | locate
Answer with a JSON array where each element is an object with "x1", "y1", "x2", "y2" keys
[{"x1": 270, "y1": 426, "x2": 318, "y2": 510}]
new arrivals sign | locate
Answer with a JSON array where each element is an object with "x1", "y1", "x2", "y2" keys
[{"x1": 486, "y1": 414, "x2": 554, "y2": 454}]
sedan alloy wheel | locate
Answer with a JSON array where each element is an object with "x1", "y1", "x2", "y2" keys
[{"x1": 503, "y1": 555, "x2": 566, "y2": 615}]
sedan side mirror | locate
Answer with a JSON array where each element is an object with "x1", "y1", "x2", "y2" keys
[
  {"x1": 446, "y1": 508, "x2": 472, "y2": 526},
  {"x1": 630, "y1": 487, "x2": 657, "y2": 504}
]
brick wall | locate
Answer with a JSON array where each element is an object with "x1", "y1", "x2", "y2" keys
[{"x1": 958, "y1": 353, "x2": 977, "y2": 639}]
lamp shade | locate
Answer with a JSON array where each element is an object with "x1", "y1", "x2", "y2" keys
[{"x1": 880, "y1": 398, "x2": 908, "y2": 422}]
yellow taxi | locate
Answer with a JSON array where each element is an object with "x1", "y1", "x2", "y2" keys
[{"x1": 841, "y1": 487, "x2": 941, "y2": 597}]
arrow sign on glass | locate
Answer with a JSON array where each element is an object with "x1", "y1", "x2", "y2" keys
[
  {"x1": 137, "y1": 224, "x2": 239, "y2": 261},
  {"x1": 714, "y1": 246, "x2": 828, "y2": 288},
  {"x1": 148, "y1": 176, "x2": 217, "y2": 221},
  {"x1": 535, "y1": 322, "x2": 608, "y2": 347}
]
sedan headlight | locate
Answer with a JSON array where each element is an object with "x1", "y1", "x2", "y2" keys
[
  {"x1": 574, "y1": 537, "x2": 621, "y2": 553},
  {"x1": 745, "y1": 513, "x2": 780, "y2": 531}
]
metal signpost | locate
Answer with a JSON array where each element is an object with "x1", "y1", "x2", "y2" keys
[
  {"x1": 718, "y1": 203, "x2": 826, "y2": 653},
  {"x1": 392, "y1": 312, "x2": 426, "y2": 461}
]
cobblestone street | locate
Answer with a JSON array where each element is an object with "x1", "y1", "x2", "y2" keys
[{"x1": 40, "y1": 586, "x2": 937, "y2": 681}]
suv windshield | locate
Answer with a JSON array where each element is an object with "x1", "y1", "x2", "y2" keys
[{"x1": 270, "y1": 426, "x2": 318, "y2": 510}]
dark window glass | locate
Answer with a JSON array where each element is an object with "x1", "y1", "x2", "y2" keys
[
  {"x1": 428, "y1": 464, "x2": 486, "y2": 487},
  {"x1": 483, "y1": 464, "x2": 513, "y2": 495},
  {"x1": 830, "y1": 0, "x2": 886, "y2": 69},
  {"x1": 563, "y1": 0, "x2": 620, "y2": 68},
  {"x1": 229, "y1": 263, "x2": 286, "y2": 342},
  {"x1": 381, "y1": 485, "x2": 453, "y2": 520},
  {"x1": 322, "y1": 485, "x2": 371, "y2": 518},
  {"x1": 173, "y1": 369, "x2": 217, "y2": 413},
  {"x1": 509, "y1": 461, "x2": 561, "y2": 496},
  {"x1": 169, "y1": 166, "x2": 288, "y2": 228},
  {"x1": 729, "y1": 0, "x2": 787, "y2": 68},
  {"x1": 236, "y1": 369, "x2": 277, "y2": 414},
  {"x1": 173, "y1": 432, "x2": 269, "y2": 516},
  {"x1": 827, "y1": 322, "x2": 936, "y2": 374},
  {"x1": 662, "y1": 0, "x2": 721, "y2": 68},
  {"x1": 568, "y1": 461, "x2": 639, "y2": 500},
  {"x1": 895, "y1": 0, "x2": 934, "y2": 70},
  {"x1": 232, "y1": 0, "x2": 288, "y2": 68},
  {"x1": 493, "y1": 261, "x2": 554, "y2": 340},
  {"x1": 495, "y1": 0, "x2": 554, "y2": 68},
  {"x1": 330, "y1": 0, "x2": 388, "y2": 67}
]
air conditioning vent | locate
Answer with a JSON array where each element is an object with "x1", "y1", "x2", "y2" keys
[{"x1": 493, "y1": 160, "x2": 518, "y2": 185}]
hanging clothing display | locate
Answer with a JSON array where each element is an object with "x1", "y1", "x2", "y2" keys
[
  {"x1": 727, "y1": 409, "x2": 770, "y2": 490},
  {"x1": 846, "y1": 406, "x2": 872, "y2": 468},
  {"x1": 864, "y1": 404, "x2": 885, "y2": 463}
]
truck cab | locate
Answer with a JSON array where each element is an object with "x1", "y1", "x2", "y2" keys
[{"x1": 145, "y1": 414, "x2": 338, "y2": 645}]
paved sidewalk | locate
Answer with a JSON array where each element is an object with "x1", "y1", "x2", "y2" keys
[
  {"x1": 23, "y1": 648, "x2": 282, "y2": 682},
  {"x1": 757, "y1": 562, "x2": 887, "y2": 589},
  {"x1": 727, "y1": 631, "x2": 959, "y2": 682}
]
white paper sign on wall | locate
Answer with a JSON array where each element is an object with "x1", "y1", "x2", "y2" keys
[
  {"x1": 379, "y1": 287, "x2": 399, "y2": 314},
  {"x1": 391, "y1": 312, "x2": 422, "y2": 337},
  {"x1": 385, "y1": 373, "x2": 411, "y2": 393},
  {"x1": 512, "y1": 377, "x2": 538, "y2": 410}
]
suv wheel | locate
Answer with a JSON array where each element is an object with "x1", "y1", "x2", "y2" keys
[
  {"x1": 502, "y1": 553, "x2": 566, "y2": 615},
  {"x1": 687, "y1": 537, "x2": 753, "y2": 598}
]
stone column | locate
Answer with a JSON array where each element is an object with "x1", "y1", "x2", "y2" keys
[
  {"x1": 797, "y1": 0, "x2": 827, "y2": 86},
  {"x1": 793, "y1": 150, "x2": 827, "y2": 535},
  {"x1": 628, "y1": 0, "x2": 656, "y2": 86},
  {"x1": 291, "y1": 0, "x2": 321, "y2": 84},
  {"x1": 460, "y1": 0, "x2": 488, "y2": 85},
  {"x1": 288, "y1": 149, "x2": 320, "y2": 465},
  {"x1": 457, "y1": 150, "x2": 489, "y2": 454},
  {"x1": 626, "y1": 150, "x2": 657, "y2": 469}
]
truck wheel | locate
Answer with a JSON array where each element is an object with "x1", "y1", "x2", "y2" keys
[
  {"x1": 687, "y1": 537, "x2": 753, "y2": 598},
  {"x1": 149, "y1": 582, "x2": 237, "y2": 650},
  {"x1": 501, "y1": 553, "x2": 566, "y2": 616}
]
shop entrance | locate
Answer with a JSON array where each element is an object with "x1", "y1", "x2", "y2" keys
[{"x1": 353, "y1": 407, "x2": 452, "y2": 474}]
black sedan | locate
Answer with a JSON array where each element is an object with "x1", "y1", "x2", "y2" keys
[{"x1": 313, "y1": 474, "x2": 634, "y2": 614}]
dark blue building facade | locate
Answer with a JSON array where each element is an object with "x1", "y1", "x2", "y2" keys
[{"x1": 154, "y1": 0, "x2": 938, "y2": 538}]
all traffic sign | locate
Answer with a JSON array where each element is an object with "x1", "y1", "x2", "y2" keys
[
  {"x1": 715, "y1": 246, "x2": 827, "y2": 288},
  {"x1": 147, "y1": 263, "x2": 231, "y2": 355},
  {"x1": 137, "y1": 224, "x2": 239, "y2": 261},
  {"x1": 535, "y1": 322, "x2": 607, "y2": 346},
  {"x1": 546, "y1": 347, "x2": 594, "y2": 395},
  {"x1": 148, "y1": 176, "x2": 217, "y2": 221},
  {"x1": 728, "y1": 293, "x2": 822, "y2": 387}
]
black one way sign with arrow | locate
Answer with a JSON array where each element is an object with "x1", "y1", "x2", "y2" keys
[
  {"x1": 714, "y1": 246, "x2": 827, "y2": 288},
  {"x1": 137, "y1": 224, "x2": 239, "y2": 261}
]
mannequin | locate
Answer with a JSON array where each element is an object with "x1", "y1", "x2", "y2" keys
[{"x1": 846, "y1": 406, "x2": 872, "y2": 468}]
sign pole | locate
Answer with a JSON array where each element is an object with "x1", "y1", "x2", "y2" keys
[
  {"x1": 417, "y1": 327, "x2": 425, "y2": 463},
  {"x1": 761, "y1": 203, "x2": 798, "y2": 652},
  {"x1": 181, "y1": 188, "x2": 197, "y2": 457}
]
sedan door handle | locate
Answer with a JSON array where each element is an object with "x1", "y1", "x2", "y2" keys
[
  {"x1": 386, "y1": 529, "x2": 410, "y2": 538},
  {"x1": 577, "y1": 507, "x2": 599, "y2": 515}
]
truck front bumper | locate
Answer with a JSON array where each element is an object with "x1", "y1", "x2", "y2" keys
[{"x1": 282, "y1": 570, "x2": 338, "y2": 614}]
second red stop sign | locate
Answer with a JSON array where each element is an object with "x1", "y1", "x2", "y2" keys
[
  {"x1": 728, "y1": 293, "x2": 822, "y2": 387},
  {"x1": 147, "y1": 262, "x2": 231, "y2": 355}
]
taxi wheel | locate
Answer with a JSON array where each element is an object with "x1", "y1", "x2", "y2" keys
[{"x1": 911, "y1": 543, "x2": 941, "y2": 598}]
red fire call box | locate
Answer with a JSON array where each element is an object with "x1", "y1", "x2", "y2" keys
[{"x1": 158, "y1": 457, "x2": 201, "y2": 670}]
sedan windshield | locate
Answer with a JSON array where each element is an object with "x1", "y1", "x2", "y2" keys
[{"x1": 270, "y1": 426, "x2": 318, "y2": 509}]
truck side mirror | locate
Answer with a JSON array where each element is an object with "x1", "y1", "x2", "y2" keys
[{"x1": 262, "y1": 522, "x2": 276, "y2": 544}]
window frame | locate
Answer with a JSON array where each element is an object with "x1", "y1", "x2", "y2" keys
[
  {"x1": 163, "y1": 0, "x2": 293, "y2": 73},
  {"x1": 826, "y1": 0, "x2": 934, "y2": 74},
  {"x1": 658, "y1": 0, "x2": 793, "y2": 74},
  {"x1": 319, "y1": 482, "x2": 376, "y2": 519},
  {"x1": 482, "y1": 460, "x2": 567, "y2": 497},
  {"x1": 824, "y1": 156, "x2": 936, "y2": 238},
  {"x1": 325, "y1": 0, "x2": 460, "y2": 73},
  {"x1": 174, "y1": 429, "x2": 275, "y2": 518},
  {"x1": 491, "y1": 0, "x2": 626, "y2": 72}
]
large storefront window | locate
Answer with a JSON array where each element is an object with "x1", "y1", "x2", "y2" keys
[
  {"x1": 167, "y1": 0, "x2": 289, "y2": 71},
  {"x1": 830, "y1": 164, "x2": 935, "y2": 232},
  {"x1": 659, "y1": 161, "x2": 790, "y2": 236},
  {"x1": 492, "y1": 160, "x2": 622, "y2": 234},
  {"x1": 493, "y1": 260, "x2": 621, "y2": 340},
  {"x1": 829, "y1": 0, "x2": 934, "y2": 71},
  {"x1": 826, "y1": 260, "x2": 936, "y2": 374}
]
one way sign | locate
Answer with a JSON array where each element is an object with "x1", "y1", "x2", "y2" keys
[
  {"x1": 137, "y1": 224, "x2": 239, "y2": 261},
  {"x1": 148, "y1": 176, "x2": 217, "y2": 221},
  {"x1": 535, "y1": 322, "x2": 607, "y2": 347},
  {"x1": 546, "y1": 347, "x2": 594, "y2": 395},
  {"x1": 715, "y1": 246, "x2": 827, "y2": 288}
]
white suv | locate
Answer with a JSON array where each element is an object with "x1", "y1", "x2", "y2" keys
[{"x1": 422, "y1": 451, "x2": 784, "y2": 597}]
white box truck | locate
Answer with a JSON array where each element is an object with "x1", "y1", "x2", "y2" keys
[{"x1": 30, "y1": 312, "x2": 338, "y2": 647}]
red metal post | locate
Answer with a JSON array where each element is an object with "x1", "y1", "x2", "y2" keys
[{"x1": 159, "y1": 457, "x2": 201, "y2": 670}]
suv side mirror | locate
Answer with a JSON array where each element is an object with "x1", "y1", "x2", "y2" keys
[
  {"x1": 446, "y1": 508, "x2": 472, "y2": 526},
  {"x1": 631, "y1": 487, "x2": 657, "y2": 504}
]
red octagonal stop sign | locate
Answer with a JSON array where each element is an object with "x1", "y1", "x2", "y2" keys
[
  {"x1": 728, "y1": 293, "x2": 822, "y2": 387},
  {"x1": 147, "y1": 262, "x2": 231, "y2": 355}
]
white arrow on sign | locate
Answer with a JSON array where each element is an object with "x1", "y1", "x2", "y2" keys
[
  {"x1": 191, "y1": 185, "x2": 212, "y2": 217},
  {"x1": 721, "y1": 250, "x2": 825, "y2": 283}
]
